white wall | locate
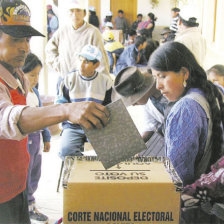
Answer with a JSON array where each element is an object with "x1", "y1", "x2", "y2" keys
[{"x1": 137, "y1": 0, "x2": 174, "y2": 26}]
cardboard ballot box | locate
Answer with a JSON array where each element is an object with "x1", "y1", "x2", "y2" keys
[{"x1": 63, "y1": 157, "x2": 182, "y2": 224}]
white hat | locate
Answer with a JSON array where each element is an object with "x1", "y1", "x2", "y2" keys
[
  {"x1": 79, "y1": 45, "x2": 102, "y2": 61},
  {"x1": 106, "y1": 11, "x2": 113, "y2": 16},
  {"x1": 180, "y1": 6, "x2": 198, "y2": 23},
  {"x1": 105, "y1": 22, "x2": 113, "y2": 28},
  {"x1": 66, "y1": 0, "x2": 86, "y2": 10},
  {"x1": 89, "y1": 6, "x2": 95, "y2": 12}
]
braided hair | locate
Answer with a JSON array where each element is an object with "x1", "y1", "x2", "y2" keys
[{"x1": 148, "y1": 41, "x2": 224, "y2": 167}]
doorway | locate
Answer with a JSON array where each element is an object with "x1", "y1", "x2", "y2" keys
[{"x1": 110, "y1": 0, "x2": 137, "y2": 27}]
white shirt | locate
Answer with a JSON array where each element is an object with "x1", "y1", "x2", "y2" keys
[
  {"x1": 137, "y1": 98, "x2": 164, "y2": 134},
  {"x1": 26, "y1": 91, "x2": 39, "y2": 107}
]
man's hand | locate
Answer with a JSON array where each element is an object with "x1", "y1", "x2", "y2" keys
[
  {"x1": 43, "y1": 142, "x2": 51, "y2": 152},
  {"x1": 66, "y1": 101, "x2": 110, "y2": 129}
]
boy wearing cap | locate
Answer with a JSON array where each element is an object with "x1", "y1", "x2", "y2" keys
[
  {"x1": 56, "y1": 45, "x2": 112, "y2": 159},
  {"x1": 46, "y1": 0, "x2": 110, "y2": 78},
  {"x1": 0, "y1": 1, "x2": 110, "y2": 223},
  {"x1": 103, "y1": 31, "x2": 124, "y2": 73}
]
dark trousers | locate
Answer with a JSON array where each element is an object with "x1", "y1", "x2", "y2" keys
[{"x1": 0, "y1": 191, "x2": 30, "y2": 224}]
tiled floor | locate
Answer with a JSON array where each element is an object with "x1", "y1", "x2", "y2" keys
[{"x1": 33, "y1": 106, "x2": 143, "y2": 224}]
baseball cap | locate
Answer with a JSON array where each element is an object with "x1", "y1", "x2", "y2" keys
[
  {"x1": 0, "y1": 0, "x2": 44, "y2": 38},
  {"x1": 89, "y1": 6, "x2": 95, "y2": 12},
  {"x1": 102, "y1": 31, "x2": 114, "y2": 41},
  {"x1": 79, "y1": 45, "x2": 102, "y2": 61},
  {"x1": 105, "y1": 22, "x2": 113, "y2": 28},
  {"x1": 66, "y1": 0, "x2": 86, "y2": 10},
  {"x1": 106, "y1": 11, "x2": 113, "y2": 16}
]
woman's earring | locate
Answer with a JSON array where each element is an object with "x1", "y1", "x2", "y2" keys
[{"x1": 183, "y1": 80, "x2": 187, "y2": 88}]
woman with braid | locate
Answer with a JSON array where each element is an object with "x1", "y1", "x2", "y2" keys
[{"x1": 148, "y1": 42, "x2": 224, "y2": 186}]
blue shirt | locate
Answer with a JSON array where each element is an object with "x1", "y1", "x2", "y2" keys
[
  {"x1": 115, "y1": 44, "x2": 139, "y2": 75},
  {"x1": 165, "y1": 88, "x2": 208, "y2": 185}
]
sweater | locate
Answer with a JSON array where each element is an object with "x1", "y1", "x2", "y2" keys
[{"x1": 46, "y1": 22, "x2": 110, "y2": 77}]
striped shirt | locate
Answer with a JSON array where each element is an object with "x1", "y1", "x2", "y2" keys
[{"x1": 170, "y1": 16, "x2": 179, "y2": 33}]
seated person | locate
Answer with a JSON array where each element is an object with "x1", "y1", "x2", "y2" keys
[
  {"x1": 55, "y1": 45, "x2": 113, "y2": 160},
  {"x1": 112, "y1": 66, "x2": 169, "y2": 142},
  {"x1": 104, "y1": 21, "x2": 114, "y2": 30},
  {"x1": 207, "y1": 64, "x2": 224, "y2": 94},
  {"x1": 139, "y1": 39, "x2": 159, "y2": 65},
  {"x1": 103, "y1": 31, "x2": 124, "y2": 73},
  {"x1": 124, "y1": 29, "x2": 137, "y2": 46},
  {"x1": 114, "y1": 36, "x2": 147, "y2": 75},
  {"x1": 160, "y1": 27, "x2": 175, "y2": 43}
]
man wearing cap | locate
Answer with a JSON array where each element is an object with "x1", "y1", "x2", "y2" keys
[
  {"x1": 55, "y1": 44, "x2": 112, "y2": 160},
  {"x1": 46, "y1": 0, "x2": 110, "y2": 78},
  {"x1": 160, "y1": 27, "x2": 175, "y2": 43},
  {"x1": 0, "y1": 1, "x2": 110, "y2": 223},
  {"x1": 112, "y1": 66, "x2": 170, "y2": 142},
  {"x1": 175, "y1": 6, "x2": 206, "y2": 66}
]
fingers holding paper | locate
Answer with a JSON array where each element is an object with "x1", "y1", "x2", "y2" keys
[{"x1": 67, "y1": 101, "x2": 110, "y2": 129}]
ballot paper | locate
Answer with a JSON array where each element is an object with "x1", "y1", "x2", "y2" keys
[{"x1": 83, "y1": 99, "x2": 147, "y2": 169}]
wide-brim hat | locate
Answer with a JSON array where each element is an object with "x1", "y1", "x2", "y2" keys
[
  {"x1": 161, "y1": 27, "x2": 171, "y2": 35},
  {"x1": 0, "y1": 0, "x2": 44, "y2": 38},
  {"x1": 112, "y1": 66, "x2": 155, "y2": 106}
]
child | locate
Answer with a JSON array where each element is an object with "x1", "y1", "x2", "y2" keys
[
  {"x1": 56, "y1": 45, "x2": 113, "y2": 160},
  {"x1": 22, "y1": 53, "x2": 51, "y2": 223},
  {"x1": 207, "y1": 64, "x2": 224, "y2": 94}
]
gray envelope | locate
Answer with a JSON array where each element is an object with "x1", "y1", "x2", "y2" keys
[{"x1": 83, "y1": 99, "x2": 147, "y2": 169}]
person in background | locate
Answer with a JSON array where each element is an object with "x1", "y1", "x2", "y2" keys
[
  {"x1": 137, "y1": 28, "x2": 150, "y2": 40},
  {"x1": 47, "y1": 8, "x2": 59, "y2": 40},
  {"x1": 46, "y1": 0, "x2": 110, "y2": 78},
  {"x1": 139, "y1": 39, "x2": 159, "y2": 66},
  {"x1": 22, "y1": 53, "x2": 51, "y2": 224},
  {"x1": 131, "y1": 13, "x2": 143, "y2": 31},
  {"x1": 149, "y1": 41, "x2": 224, "y2": 186},
  {"x1": 125, "y1": 29, "x2": 137, "y2": 46},
  {"x1": 55, "y1": 45, "x2": 112, "y2": 160},
  {"x1": 175, "y1": 6, "x2": 206, "y2": 67},
  {"x1": 207, "y1": 64, "x2": 224, "y2": 94},
  {"x1": 0, "y1": 0, "x2": 110, "y2": 223},
  {"x1": 89, "y1": 6, "x2": 99, "y2": 28},
  {"x1": 102, "y1": 11, "x2": 113, "y2": 31},
  {"x1": 170, "y1": 7, "x2": 180, "y2": 34},
  {"x1": 114, "y1": 9, "x2": 129, "y2": 43},
  {"x1": 138, "y1": 12, "x2": 157, "y2": 38},
  {"x1": 115, "y1": 36, "x2": 147, "y2": 75},
  {"x1": 104, "y1": 21, "x2": 114, "y2": 30},
  {"x1": 160, "y1": 27, "x2": 175, "y2": 44},
  {"x1": 103, "y1": 31, "x2": 124, "y2": 73}
]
